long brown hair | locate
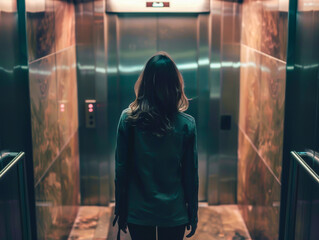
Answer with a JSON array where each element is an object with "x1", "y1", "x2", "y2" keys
[{"x1": 127, "y1": 51, "x2": 189, "y2": 136}]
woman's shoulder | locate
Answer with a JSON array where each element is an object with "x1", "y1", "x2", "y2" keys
[
  {"x1": 176, "y1": 112, "x2": 196, "y2": 133},
  {"x1": 120, "y1": 108, "x2": 130, "y2": 119},
  {"x1": 118, "y1": 108, "x2": 131, "y2": 128},
  {"x1": 177, "y1": 112, "x2": 195, "y2": 124}
]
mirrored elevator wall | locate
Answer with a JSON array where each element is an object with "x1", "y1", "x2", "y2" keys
[
  {"x1": 75, "y1": 0, "x2": 109, "y2": 205},
  {"x1": 75, "y1": 0, "x2": 242, "y2": 206},
  {"x1": 26, "y1": 1, "x2": 80, "y2": 239},
  {"x1": 237, "y1": 1, "x2": 289, "y2": 239}
]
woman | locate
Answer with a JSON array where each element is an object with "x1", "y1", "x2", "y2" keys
[{"x1": 113, "y1": 52, "x2": 199, "y2": 240}]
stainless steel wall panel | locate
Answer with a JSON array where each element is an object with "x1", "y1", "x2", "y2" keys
[
  {"x1": 218, "y1": 155, "x2": 237, "y2": 203},
  {"x1": 76, "y1": 1, "x2": 242, "y2": 204},
  {"x1": 117, "y1": 15, "x2": 157, "y2": 108},
  {"x1": 197, "y1": 14, "x2": 210, "y2": 201},
  {"x1": 76, "y1": 0, "x2": 109, "y2": 205},
  {"x1": 157, "y1": 14, "x2": 199, "y2": 128},
  {"x1": 94, "y1": 0, "x2": 109, "y2": 205},
  {"x1": 77, "y1": 43, "x2": 98, "y2": 205},
  {"x1": 157, "y1": 15, "x2": 198, "y2": 105},
  {"x1": 219, "y1": 43, "x2": 240, "y2": 156},
  {"x1": 105, "y1": 14, "x2": 119, "y2": 202},
  {"x1": 108, "y1": 15, "x2": 158, "y2": 201},
  {"x1": 218, "y1": 2, "x2": 240, "y2": 204},
  {"x1": 157, "y1": 14, "x2": 207, "y2": 200},
  {"x1": 105, "y1": 13, "x2": 210, "y2": 201},
  {"x1": 208, "y1": 1, "x2": 221, "y2": 205}
]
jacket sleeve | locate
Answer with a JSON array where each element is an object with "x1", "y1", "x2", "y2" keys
[
  {"x1": 182, "y1": 120, "x2": 199, "y2": 225},
  {"x1": 114, "y1": 111, "x2": 129, "y2": 217}
]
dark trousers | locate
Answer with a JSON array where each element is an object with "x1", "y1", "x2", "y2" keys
[{"x1": 127, "y1": 223, "x2": 186, "y2": 240}]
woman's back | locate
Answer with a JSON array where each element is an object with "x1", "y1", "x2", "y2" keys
[{"x1": 117, "y1": 109, "x2": 197, "y2": 226}]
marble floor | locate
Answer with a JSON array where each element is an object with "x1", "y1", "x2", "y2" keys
[
  {"x1": 68, "y1": 206, "x2": 112, "y2": 240},
  {"x1": 68, "y1": 204, "x2": 251, "y2": 240}
]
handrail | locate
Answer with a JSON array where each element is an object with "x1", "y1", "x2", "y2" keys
[
  {"x1": 300, "y1": 149, "x2": 319, "y2": 163},
  {"x1": 0, "y1": 151, "x2": 19, "y2": 160},
  {"x1": 284, "y1": 150, "x2": 319, "y2": 240},
  {"x1": 0, "y1": 151, "x2": 31, "y2": 240},
  {"x1": 290, "y1": 151, "x2": 319, "y2": 185},
  {"x1": 0, "y1": 152, "x2": 25, "y2": 179}
]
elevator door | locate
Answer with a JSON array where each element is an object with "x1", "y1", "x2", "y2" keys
[{"x1": 106, "y1": 14, "x2": 208, "y2": 202}]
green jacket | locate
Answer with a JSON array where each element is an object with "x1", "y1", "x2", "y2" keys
[{"x1": 115, "y1": 108, "x2": 198, "y2": 227}]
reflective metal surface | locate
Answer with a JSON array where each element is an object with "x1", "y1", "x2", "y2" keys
[
  {"x1": 76, "y1": 0, "x2": 109, "y2": 205},
  {"x1": 109, "y1": 14, "x2": 158, "y2": 201},
  {"x1": 0, "y1": 152, "x2": 31, "y2": 240},
  {"x1": 0, "y1": 152, "x2": 25, "y2": 240},
  {"x1": 106, "y1": 0, "x2": 210, "y2": 13},
  {"x1": 280, "y1": 0, "x2": 319, "y2": 238},
  {"x1": 284, "y1": 151, "x2": 319, "y2": 239},
  {"x1": 218, "y1": 2, "x2": 240, "y2": 204},
  {"x1": 105, "y1": 13, "x2": 212, "y2": 201},
  {"x1": 0, "y1": 1, "x2": 37, "y2": 238},
  {"x1": 208, "y1": 1, "x2": 222, "y2": 204},
  {"x1": 76, "y1": 0, "x2": 241, "y2": 204}
]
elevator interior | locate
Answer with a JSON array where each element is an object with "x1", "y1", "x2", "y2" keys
[
  {"x1": 2, "y1": 0, "x2": 319, "y2": 239},
  {"x1": 77, "y1": 1, "x2": 240, "y2": 206}
]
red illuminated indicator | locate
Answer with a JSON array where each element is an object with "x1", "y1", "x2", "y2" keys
[
  {"x1": 60, "y1": 103, "x2": 65, "y2": 112},
  {"x1": 146, "y1": 2, "x2": 170, "y2": 7},
  {"x1": 88, "y1": 103, "x2": 94, "y2": 112}
]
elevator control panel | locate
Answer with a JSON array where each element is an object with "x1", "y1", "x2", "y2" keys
[{"x1": 85, "y1": 99, "x2": 96, "y2": 128}]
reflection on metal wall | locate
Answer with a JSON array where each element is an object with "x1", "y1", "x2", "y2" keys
[
  {"x1": 218, "y1": 2, "x2": 241, "y2": 204},
  {"x1": 76, "y1": 0, "x2": 109, "y2": 205},
  {"x1": 280, "y1": 1, "x2": 319, "y2": 238},
  {"x1": 207, "y1": 1, "x2": 241, "y2": 204},
  {"x1": 106, "y1": 14, "x2": 159, "y2": 201},
  {"x1": 76, "y1": 0, "x2": 241, "y2": 205},
  {"x1": 0, "y1": 1, "x2": 37, "y2": 238}
]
